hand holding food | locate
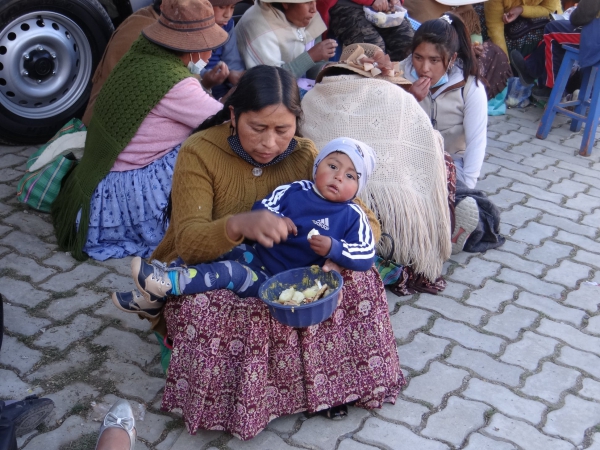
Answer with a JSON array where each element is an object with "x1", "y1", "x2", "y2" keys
[{"x1": 309, "y1": 234, "x2": 332, "y2": 256}]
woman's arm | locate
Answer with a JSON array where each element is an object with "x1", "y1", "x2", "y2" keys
[
  {"x1": 461, "y1": 78, "x2": 488, "y2": 189},
  {"x1": 485, "y1": 0, "x2": 509, "y2": 54},
  {"x1": 521, "y1": 0, "x2": 560, "y2": 18}
]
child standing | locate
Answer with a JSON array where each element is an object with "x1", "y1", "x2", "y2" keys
[{"x1": 112, "y1": 137, "x2": 377, "y2": 318}]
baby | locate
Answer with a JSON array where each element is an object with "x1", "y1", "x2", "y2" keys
[{"x1": 112, "y1": 137, "x2": 377, "y2": 319}]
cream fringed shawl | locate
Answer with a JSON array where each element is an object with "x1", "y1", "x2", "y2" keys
[{"x1": 301, "y1": 75, "x2": 451, "y2": 280}]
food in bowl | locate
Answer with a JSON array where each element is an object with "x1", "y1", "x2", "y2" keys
[{"x1": 276, "y1": 279, "x2": 335, "y2": 306}]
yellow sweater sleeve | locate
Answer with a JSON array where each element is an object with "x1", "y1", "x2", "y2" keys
[
  {"x1": 485, "y1": 0, "x2": 510, "y2": 55},
  {"x1": 521, "y1": 0, "x2": 560, "y2": 18}
]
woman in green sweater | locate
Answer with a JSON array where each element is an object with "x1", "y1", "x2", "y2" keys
[{"x1": 150, "y1": 65, "x2": 405, "y2": 439}]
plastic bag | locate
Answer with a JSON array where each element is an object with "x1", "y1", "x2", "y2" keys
[
  {"x1": 363, "y1": 5, "x2": 406, "y2": 28},
  {"x1": 488, "y1": 86, "x2": 507, "y2": 116},
  {"x1": 505, "y1": 77, "x2": 532, "y2": 108}
]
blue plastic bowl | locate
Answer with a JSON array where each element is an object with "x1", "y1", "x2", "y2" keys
[{"x1": 258, "y1": 267, "x2": 344, "y2": 328}]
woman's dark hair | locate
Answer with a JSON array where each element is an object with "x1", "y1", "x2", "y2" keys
[
  {"x1": 192, "y1": 65, "x2": 303, "y2": 134},
  {"x1": 411, "y1": 13, "x2": 479, "y2": 83}
]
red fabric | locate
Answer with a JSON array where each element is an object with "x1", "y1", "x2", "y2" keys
[
  {"x1": 317, "y1": 0, "x2": 338, "y2": 27},
  {"x1": 161, "y1": 267, "x2": 404, "y2": 440},
  {"x1": 543, "y1": 31, "x2": 581, "y2": 87}
]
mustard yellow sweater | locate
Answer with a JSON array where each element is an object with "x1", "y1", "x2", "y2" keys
[
  {"x1": 152, "y1": 122, "x2": 380, "y2": 265},
  {"x1": 484, "y1": 0, "x2": 561, "y2": 55}
]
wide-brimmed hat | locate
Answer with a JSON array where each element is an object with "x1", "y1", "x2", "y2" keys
[
  {"x1": 317, "y1": 43, "x2": 411, "y2": 86},
  {"x1": 435, "y1": 0, "x2": 487, "y2": 5},
  {"x1": 210, "y1": 0, "x2": 243, "y2": 6},
  {"x1": 142, "y1": 0, "x2": 229, "y2": 52}
]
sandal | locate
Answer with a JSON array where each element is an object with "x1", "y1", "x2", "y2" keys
[
  {"x1": 0, "y1": 395, "x2": 54, "y2": 437},
  {"x1": 95, "y1": 399, "x2": 136, "y2": 450},
  {"x1": 307, "y1": 404, "x2": 349, "y2": 421}
]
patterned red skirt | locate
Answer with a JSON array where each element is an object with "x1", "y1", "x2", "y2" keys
[{"x1": 162, "y1": 267, "x2": 405, "y2": 440}]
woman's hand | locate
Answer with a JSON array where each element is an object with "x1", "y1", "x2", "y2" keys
[
  {"x1": 309, "y1": 235, "x2": 332, "y2": 257},
  {"x1": 201, "y1": 61, "x2": 230, "y2": 90},
  {"x1": 472, "y1": 43, "x2": 484, "y2": 59},
  {"x1": 371, "y1": 0, "x2": 388, "y2": 12},
  {"x1": 308, "y1": 39, "x2": 338, "y2": 62},
  {"x1": 408, "y1": 76, "x2": 431, "y2": 102},
  {"x1": 226, "y1": 210, "x2": 290, "y2": 247},
  {"x1": 282, "y1": 217, "x2": 298, "y2": 236},
  {"x1": 502, "y1": 6, "x2": 523, "y2": 24}
]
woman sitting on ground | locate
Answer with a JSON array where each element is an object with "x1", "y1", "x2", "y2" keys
[
  {"x1": 52, "y1": 0, "x2": 227, "y2": 261},
  {"x1": 148, "y1": 65, "x2": 404, "y2": 439}
]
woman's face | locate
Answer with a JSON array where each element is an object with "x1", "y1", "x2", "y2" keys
[
  {"x1": 411, "y1": 42, "x2": 452, "y2": 86},
  {"x1": 230, "y1": 104, "x2": 297, "y2": 164},
  {"x1": 282, "y1": 1, "x2": 317, "y2": 28}
]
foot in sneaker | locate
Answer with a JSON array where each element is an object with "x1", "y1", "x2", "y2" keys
[
  {"x1": 1, "y1": 395, "x2": 55, "y2": 437},
  {"x1": 112, "y1": 289, "x2": 164, "y2": 319},
  {"x1": 131, "y1": 257, "x2": 173, "y2": 303},
  {"x1": 451, "y1": 196, "x2": 479, "y2": 255}
]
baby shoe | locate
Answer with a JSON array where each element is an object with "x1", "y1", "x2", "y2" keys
[
  {"x1": 112, "y1": 289, "x2": 164, "y2": 319},
  {"x1": 451, "y1": 196, "x2": 479, "y2": 254},
  {"x1": 132, "y1": 257, "x2": 173, "y2": 302}
]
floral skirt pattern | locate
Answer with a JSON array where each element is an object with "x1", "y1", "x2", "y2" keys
[
  {"x1": 82, "y1": 146, "x2": 180, "y2": 260},
  {"x1": 162, "y1": 267, "x2": 405, "y2": 440}
]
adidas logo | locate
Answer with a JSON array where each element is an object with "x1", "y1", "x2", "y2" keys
[{"x1": 312, "y1": 218, "x2": 329, "y2": 230}]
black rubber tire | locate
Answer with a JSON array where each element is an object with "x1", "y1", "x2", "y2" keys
[{"x1": 0, "y1": 0, "x2": 114, "y2": 145}]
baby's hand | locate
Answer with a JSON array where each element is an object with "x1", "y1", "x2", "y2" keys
[
  {"x1": 309, "y1": 235, "x2": 332, "y2": 257},
  {"x1": 282, "y1": 217, "x2": 298, "y2": 236}
]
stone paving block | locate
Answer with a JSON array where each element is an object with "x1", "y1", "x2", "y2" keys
[
  {"x1": 45, "y1": 383, "x2": 100, "y2": 424},
  {"x1": 526, "y1": 241, "x2": 573, "y2": 265},
  {"x1": 564, "y1": 284, "x2": 600, "y2": 313},
  {"x1": 24, "y1": 415, "x2": 98, "y2": 450},
  {"x1": 3, "y1": 211, "x2": 54, "y2": 237},
  {"x1": 476, "y1": 175, "x2": 513, "y2": 194},
  {"x1": 564, "y1": 193, "x2": 600, "y2": 214},
  {"x1": 449, "y1": 251, "x2": 472, "y2": 265},
  {"x1": 0, "y1": 230, "x2": 55, "y2": 258},
  {"x1": 449, "y1": 258, "x2": 501, "y2": 287},
  {"x1": 497, "y1": 169, "x2": 550, "y2": 188},
  {"x1": 39, "y1": 264, "x2": 108, "y2": 292},
  {"x1": 376, "y1": 398, "x2": 428, "y2": 426},
  {"x1": 580, "y1": 379, "x2": 600, "y2": 401},
  {"x1": 170, "y1": 430, "x2": 223, "y2": 449},
  {"x1": 480, "y1": 161, "x2": 501, "y2": 177},
  {"x1": 589, "y1": 186, "x2": 600, "y2": 198},
  {"x1": 0, "y1": 168, "x2": 24, "y2": 182},
  {"x1": 497, "y1": 239, "x2": 528, "y2": 256},
  {"x1": 390, "y1": 305, "x2": 432, "y2": 340},
  {"x1": 510, "y1": 183, "x2": 564, "y2": 203},
  {"x1": 500, "y1": 331, "x2": 558, "y2": 370},
  {"x1": 522, "y1": 291, "x2": 586, "y2": 327},
  {"x1": 403, "y1": 362, "x2": 468, "y2": 406},
  {"x1": 487, "y1": 146, "x2": 524, "y2": 163},
  {"x1": 586, "y1": 316, "x2": 600, "y2": 335},
  {"x1": 463, "y1": 433, "x2": 517, "y2": 449},
  {"x1": 497, "y1": 268, "x2": 564, "y2": 299},
  {"x1": 574, "y1": 172, "x2": 600, "y2": 187},
  {"x1": 465, "y1": 280, "x2": 517, "y2": 311},
  {"x1": 27, "y1": 347, "x2": 92, "y2": 382},
  {"x1": 525, "y1": 198, "x2": 581, "y2": 221},
  {"x1": 489, "y1": 122, "x2": 521, "y2": 134},
  {"x1": 416, "y1": 295, "x2": 485, "y2": 325},
  {"x1": 582, "y1": 209, "x2": 600, "y2": 228},
  {"x1": 43, "y1": 252, "x2": 77, "y2": 270},
  {"x1": 520, "y1": 362, "x2": 580, "y2": 403},
  {"x1": 0, "y1": 245, "x2": 9, "y2": 256},
  {"x1": 0, "y1": 182, "x2": 16, "y2": 198},
  {"x1": 34, "y1": 314, "x2": 103, "y2": 351},
  {"x1": 338, "y1": 440, "x2": 379, "y2": 450},
  {"x1": 446, "y1": 346, "x2": 523, "y2": 386},
  {"x1": 484, "y1": 413, "x2": 573, "y2": 450},
  {"x1": 521, "y1": 154, "x2": 559, "y2": 170},
  {"x1": 555, "y1": 230, "x2": 600, "y2": 254},
  {"x1": 511, "y1": 222, "x2": 556, "y2": 246},
  {"x1": 93, "y1": 361, "x2": 164, "y2": 403},
  {"x1": 0, "y1": 153, "x2": 26, "y2": 168},
  {"x1": 266, "y1": 412, "x2": 302, "y2": 433},
  {"x1": 94, "y1": 297, "x2": 151, "y2": 332},
  {"x1": 93, "y1": 327, "x2": 158, "y2": 366},
  {"x1": 96, "y1": 273, "x2": 136, "y2": 293},
  {"x1": 290, "y1": 407, "x2": 369, "y2": 450},
  {"x1": 0, "y1": 277, "x2": 51, "y2": 307},
  {"x1": 3, "y1": 303, "x2": 51, "y2": 336},
  {"x1": 462, "y1": 379, "x2": 546, "y2": 424},
  {"x1": 540, "y1": 214, "x2": 596, "y2": 238},
  {"x1": 544, "y1": 395, "x2": 600, "y2": 445},
  {"x1": 558, "y1": 346, "x2": 600, "y2": 377},
  {"x1": 431, "y1": 318, "x2": 505, "y2": 354},
  {"x1": 497, "y1": 131, "x2": 532, "y2": 145},
  {"x1": 422, "y1": 396, "x2": 489, "y2": 447},
  {"x1": 484, "y1": 304, "x2": 538, "y2": 340},
  {"x1": 155, "y1": 429, "x2": 184, "y2": 450},
  {"x1": 501, "y1": 205, "x2": 541, "y2": 227},
  {"x1": 545, "y1": 260, "x2": 593, "y2": 287},
  {"x1": 356, "y1": 417, "x2": 449, "y2": 450},
  {"x1": 483, "y1": 250, "x2": 545, "y2": 276},
  {"x1": 0, "y1": 254, "x2": 56, "y2": 282},
  {"x1": 0, "y1": 369, "x2": 42, "y2": 398},
  {"x1": 440, "y1": 281, "x2": 469, "y2": 299},
  {"x1": 537, "y1": 318, "x2": 600, "y2": 356},
  {"x1": 0, "y1": 335, "x2": 42, "y2": 374},
  {"x1": 531, "y1": 167, "x2": 573, "y2": 183},
  {"x1": 44, "y1": 287, "x2": 106, "y2": 321},
  {"x1": 488, "y1": 157, "x2": 538, "y2": 174},
  {"x1": 487, "y1": 189, "x2": 527, "y2": 210},
  {"x1": 548, "y1": 179, "x2": 588, "y2": 197},
  {"x1": 588, "y1": 433, "x2": 600, "y2": 450},
  {"x1": 397, "y1": 333, "x2": 450, "y2": 371},
  {"x1": 385, "y1": 289, "x2": 401, "y2": 312}
]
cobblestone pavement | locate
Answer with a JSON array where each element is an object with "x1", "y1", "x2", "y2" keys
[{"x1": 1, "y1": 106, "x2": 600, "y2": 450}]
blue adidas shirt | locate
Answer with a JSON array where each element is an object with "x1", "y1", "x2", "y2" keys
[{"x1": 252, "y1": 181, "x2": 376, "y2": 274}]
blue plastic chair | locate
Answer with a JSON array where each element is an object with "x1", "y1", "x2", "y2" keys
[{"x1": 536, "y1": 45, "x2": 600, "y2": 156}]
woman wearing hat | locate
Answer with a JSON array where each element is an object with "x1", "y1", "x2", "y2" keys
[
  {"x1": 235, "y1": 0, "x2": 338, "y2": 81},
  {"x1": 52, "y1": 0, "x2": 229, "y2": 261}
]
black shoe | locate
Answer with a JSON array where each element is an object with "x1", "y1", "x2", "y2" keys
[
  {"x1": 532, "y1": 85, "x2": 552, "y2": 101},
  {"x1": 0, "y1": 395, "x2": 54, "y2": 437},
  {"x1": 510, "y1": 49, "x2": 536, "y2": 86}
]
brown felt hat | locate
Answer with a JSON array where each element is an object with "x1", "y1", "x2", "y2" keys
[
  {"x1": 142, "y1": 0, "x2": 229, "y2": 52},
  {"x1": 209, "y1": 0, "x2": 243, "y2": 6}
]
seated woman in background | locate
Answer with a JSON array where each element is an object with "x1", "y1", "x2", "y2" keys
[
  {"x1": 235, "y1": 0, "x2": 337, "y2": 83},
  {"x1": 52, "y1": 0, "x2": 228, "y2": 261}
]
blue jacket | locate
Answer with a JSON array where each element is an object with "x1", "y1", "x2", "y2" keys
[{"x1": 252, "y1": 181, "x2": 376, "y2": 274}]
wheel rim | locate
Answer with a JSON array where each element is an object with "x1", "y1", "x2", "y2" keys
[{"x1": 0, "y1": 11, "x2": 93, "y2": 119}]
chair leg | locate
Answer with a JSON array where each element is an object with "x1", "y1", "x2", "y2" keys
[
  {"x1": 579, "y1": 69, "x2": 600, "y2": 156},
  {"x1": 571, "y1": 66, "x2": 594, "y2": 132},
  {"x1": 537, "y1": 52, "x2": 577, "y2": 140}
]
